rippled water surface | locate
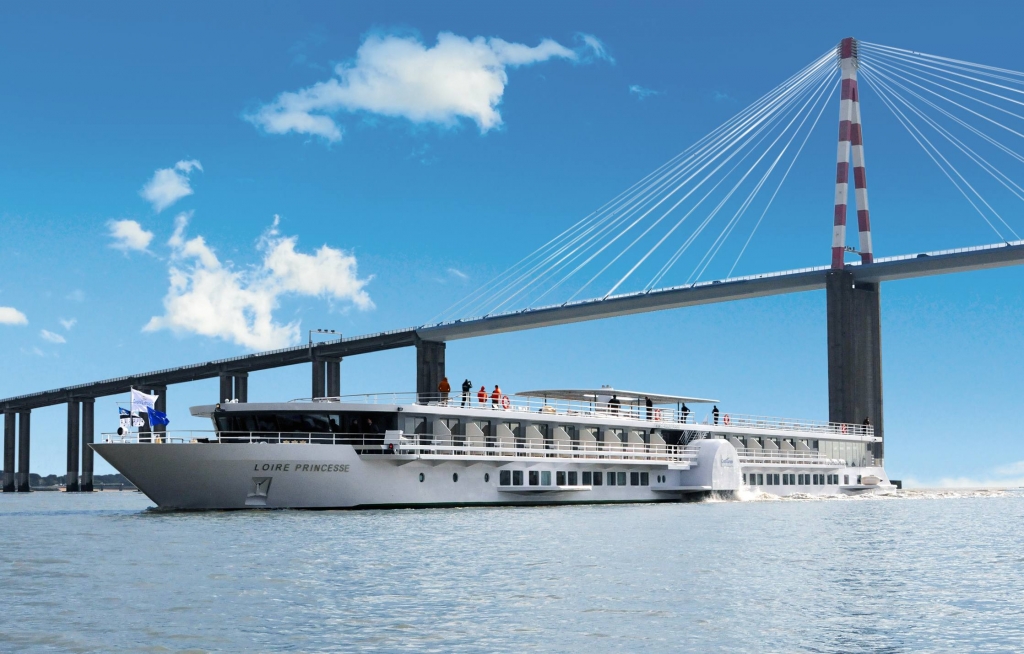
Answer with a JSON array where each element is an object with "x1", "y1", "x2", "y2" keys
[{"x1": 0, "y1": 490, "x2": 1022, "y2": 652}]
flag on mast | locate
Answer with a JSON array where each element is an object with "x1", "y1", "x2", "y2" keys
[{"x1": 130, "y1": 388, "x2": 158, "y2": 416}]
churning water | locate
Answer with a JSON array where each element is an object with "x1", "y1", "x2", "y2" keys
[{"x1": 0, "y1": 490, "x2": 1021, "y2": 652}]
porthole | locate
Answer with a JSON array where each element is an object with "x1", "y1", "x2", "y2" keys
[
  {"x1": 484, "y1": 473, "x2": 490, "y2": 482},
  {"x1": 418, "y1": 473, "x2": 425, "y2": 482},
  {"x1": 453, "y1": 473, "x2": 459, "y2": 482}
]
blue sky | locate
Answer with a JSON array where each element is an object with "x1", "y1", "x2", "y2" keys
[{"x1": 1, "y1": 1, "x2": 1023, "y2": 484}]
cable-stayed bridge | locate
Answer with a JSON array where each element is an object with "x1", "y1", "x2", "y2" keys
[{"x1": 4, "y1": 37, "x2": 1024, "y2": 492}]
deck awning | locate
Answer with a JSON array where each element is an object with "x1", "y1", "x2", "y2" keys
[{"x1": 514, "y1": 388, "x2": 718, "y2": 405}]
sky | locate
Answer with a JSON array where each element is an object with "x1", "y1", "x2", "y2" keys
[{"x1": 1, "y1": 0, "x2": 1023, "y2": 485}]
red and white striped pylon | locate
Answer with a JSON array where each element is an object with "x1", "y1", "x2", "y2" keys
[{"x1": 832, "y1": 37, "x2": 874, "y2": 269}]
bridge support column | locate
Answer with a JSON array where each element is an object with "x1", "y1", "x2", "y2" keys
[
  {"x1": 827, "y1": 270, "x2": 884, "y2": 462},
  {"x1": 81, "y1": 399, "x2": 94, "y2": 492},
  {"x1": 17, "y1": 410, "x2": 30, "y2": 492},
  {"x1": 325, "y1": 358, "x2": 341, "y2": 398},
  {"x1": 416, "y1": 340, "x2": 445, "y2": 403},
  {"x1": 66, "y1": 400, "x2": 80, "y2": 492},
  {"x1": 3, "y1": 411, "x2": 14, "y2": 492},
  {"x1": 311, "y1": 357, "x2": 326, "y2": 399},
  {"x1": 151, "y1": 385, "x2": 167, "y2": 435},
  {"x1": 219, "y1": 374, "x2": 233, "y2": 403},
  {"x1": 233, "y1": 373, "x2": 248, "y2": 403}
]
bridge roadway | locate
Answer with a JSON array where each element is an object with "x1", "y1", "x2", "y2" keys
[{"x1": 2, "y1": 239, "x2": 1023, "y2": 413}]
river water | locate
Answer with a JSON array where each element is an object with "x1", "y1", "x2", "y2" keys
[{"x1": 0, "y1": 490, "x2": 1021, "y2": 652}]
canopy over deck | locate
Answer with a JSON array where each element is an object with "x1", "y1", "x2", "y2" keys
[{"x1": 514, "y1": 388, "x2": 718, "y2": 405}]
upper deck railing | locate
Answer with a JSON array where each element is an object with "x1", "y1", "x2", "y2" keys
[{"x1": 281, "y1": 392, "x2": 876, "y2": 439}]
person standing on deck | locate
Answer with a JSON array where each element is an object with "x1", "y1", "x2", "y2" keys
[
  {"x1": 645, "y1": 396, "x2": 653, "y2": 420},
  {"x1": 491, "y1": 385, "x2": 502, "y2": 408},
  {"x1": 478, "y1": 385, "x2": 487, "y2": 406},
  {"x1": 712, "y1": 405, "x2": 720, "y2": 425},
  {"x1": 461, "y1": 379, "x2": 473, "y2": 407},
  {"x1": 681, "y1": 403, "x2": 691, "y2": 423},
  {"x1": 438, "y1": 377, "x2": 451, "y2": 405}
]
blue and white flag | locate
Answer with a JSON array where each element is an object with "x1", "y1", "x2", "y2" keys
[
  {"x1": 119, "y1": 407, "x2": 143, "y2": 429},
  {"x1": 147, "y1": 407, "x2": 170, "y2": 427}
]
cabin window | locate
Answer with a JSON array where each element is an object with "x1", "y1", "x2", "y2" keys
[
  {"x1": 528, "y1": 470, "x2": 539, "y2": 486},
  {"x1": 512, "y1": 471, "x2": 523, "y2": 486},
  {"x1": 582, "y1": 471, "x2": 592, "y2": 485},
  {"x1": 556, "y1": 471, "x2": 566, "y2": 485},
  {"x1": 640, "y1": 472, "x2": 649, "y2": 486},
  {"x1": 607, "y1": 471, "x2": 616, "y2": 486},
  {"x1": 593, "y1": 471, "x2": 603, "y2": 486},
  {"x1": 500, "y1": 471, "x2": 511, "y2": 486},
  {"x1": 541, "y1": 471, "x2": 551, "y2": 486},
  {"x1": 782, "y1": 474, "x2": 789, "y2": 486},
  {"x1": 452, "y1": 473, "x2": 459, "y2": 483},
  {"x1": 484, "y1": 473, "x2": 490, "y2": 483},
  {"x1": 844, "y1": 474, "x2": 850, "y2": 485},
  {"x1": 630, "y1": 472, "x2": 640, "y2": 486},
  {"x1": 617, "y1": 472, "x2": 626, "y2": 486},
  {"x1": 418, "y1": 473, "x2": 425, "y2": 482},
  {"x1": 742, "y1": 474, "x2": 747, "y2": 484},
  {"x1": 766, "y1": 474, "x2": 773, "y2": 486},
  {"x1": 568, "y1": 471, "x2": 578, "y2": 486},
  {"x1": 757, "y1": 474, "x2": 764, "y2": 485}
]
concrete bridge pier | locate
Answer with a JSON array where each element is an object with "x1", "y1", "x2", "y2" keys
[
  {"x1": 826, "y1": 270, "x2": 884, "y2": 462},
  {"x1": 3, "y1": 411, "x2": 14, "y2": 492},
  {"x1": 17, "y1": 410, "x2": 30, "y2": 492},
  {"x1": 81, "y1": 398, "x2": 94, "y2": 492},
  {"x1": 311, "y1": 357, "x2": 325, "y2": 399},
  {"x1": 218, "y1": 373, "x2": 248, "y2": 402},
  {"x1": 325, "y1": 358, "x2": 341, "y2": 398},
  {"x1": 416, "y1": 339, "x2": 446, "y2": 403},
  {"x1": 66, "y1": 400, "x2": 80, "y2": 492},
  {"x1": 234, "y1": 373, "x2": 248, "y2": 403},
  {"x1": 151, "y1": 385, "x2": 167, "y2": 435}
]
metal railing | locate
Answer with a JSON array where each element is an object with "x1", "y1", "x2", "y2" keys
[
  {"x1": 286, "y1": 392, "x2": 875, "y2": 438},
  {"x1": 102, "y1": 430, "x2": 701, "y2": 464},
  {"x1": 735, "y1": 448, "x2": 846, "y2": 467}
]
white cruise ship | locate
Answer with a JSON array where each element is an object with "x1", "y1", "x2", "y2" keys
[{"x1": 92, "y1": 388, "x2": 893, "y2": 509}]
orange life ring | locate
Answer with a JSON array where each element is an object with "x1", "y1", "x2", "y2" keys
[
  {"x1": 723, "y1": 414, "x2": 731, "y2": 426},
  {"x1": 841, "y1": 423, "x2": 848, "y2": 434},
  {"x1": 652, "y1": 408, "x2": 663, "y2": 421},
  {"x1": 501, "y1": 395, "x2": 511, "y2": 410}
]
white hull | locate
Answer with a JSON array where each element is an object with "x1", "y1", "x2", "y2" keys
[{"x1": 93, "y1": 440, "x2": 893, "y2": 510}]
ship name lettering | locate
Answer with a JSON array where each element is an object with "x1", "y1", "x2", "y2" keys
[{"x1": 251, "y1": 463, "x2": 349, "y2": 473}]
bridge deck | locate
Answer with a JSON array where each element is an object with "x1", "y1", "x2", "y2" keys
[{"x1": 2, "y1": 240, "x2": 1022, "y2": 411}]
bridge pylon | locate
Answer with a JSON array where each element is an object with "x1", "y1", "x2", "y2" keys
[{"x1": 828, "y1": 37, "x2": 883, "y2": 463}]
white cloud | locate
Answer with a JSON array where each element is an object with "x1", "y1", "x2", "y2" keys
[
  {"x1": 108, "y1": 219, "x2": 154, "y2": 252},
  {"x1": 140, "y1": 160, "x2": 203, "y2": 212},
  {"x1": 447, "y1": 267, "x2": 468, "y2": 280},
  {"x1": 247, "y1": 31, "x2": 586, "y2": 141},
  {"x1": 0, "y1": 307, "x2": 28, "y2": 325},
  {"x1": 60, "y1": 318, "x2": 77, "y2": 330},
  {"x1": 40, "y1": 329, "x2": 66, "y2": 344},
  {"x1": 629, "y1": 84, "x2": 661, "y2": 100},
  {"x1": 577, "y1": 33, "x2": 614, "y2": 63},
  {"x1": 144, "y1": 213, "x2": 373, "y2": 350}
]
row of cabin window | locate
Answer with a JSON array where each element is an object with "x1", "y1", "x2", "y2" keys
[
  {"x1": 744, "y1": 473, "x2": 843, "y2": 486},
  {"x1": 216, "y1": 412, "x2": 398, "y2": 435},
  {"x1": 498, "y1": 470, "x2": 650, "y2": 487},
  {"x1": 410, "y1": 417, "x2": 688, "y2": 446}
]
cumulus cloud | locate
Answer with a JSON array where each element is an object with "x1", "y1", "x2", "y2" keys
[
  {"x1": 40, "y1": 329, "x2": 66, "y2": 344},
  {"x1": 629, "y1": 84, "x2": 661, "y2": 100},
  {"x1": 0, "y1": 307, "x2": 28, "y2": 325},
  {"x1": 144, "y1": 213, "x2": 373, "y2": 350},
  {"x1": 140, "y1": 160, "x2": 203, "y2": 212},
  {"x1": 247, "y1": 31, "x2": 591, "y2": 141},
  {"x1": 60, "y1": 318, "x2": 77, "y2": 330},
  {"x1": 108, "y1": 219, "x2": 154, "y2": 252}
]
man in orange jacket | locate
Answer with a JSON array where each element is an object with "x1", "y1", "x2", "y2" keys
[
  {"x1": 491, "y1": 384, "x2": 502, "y2": 408},
  {"x1": 438, "y1": 376, "x2": 451, "y2": 405},
  {"x1": 477, "y1": 385, "x2": 487, "y2": 405}
]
